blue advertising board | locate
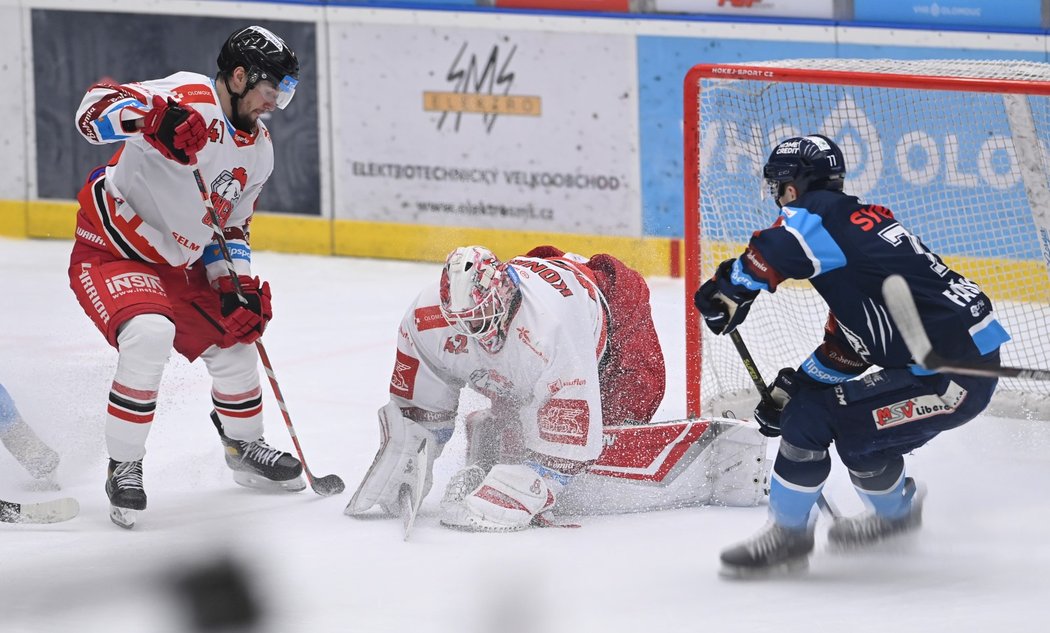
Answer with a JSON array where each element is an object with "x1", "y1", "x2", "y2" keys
[
  {"x1": 853, "y1": 0, "x2": 1041, "y2": 30},
  {"x1": 639, "y1": 35, "x2": 1047, "y2": 241}
]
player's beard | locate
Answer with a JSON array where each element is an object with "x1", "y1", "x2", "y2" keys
[{"x1": 229, "y1": 95, "x2": 256, "y2": 134}]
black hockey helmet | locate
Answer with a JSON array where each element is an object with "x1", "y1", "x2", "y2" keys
[
  {"x1": 217, "y1": 25, "x2": 299, "y2": 109},
  {"x1": 763, "y1": 134, "x2": 846, "y2": 205}
]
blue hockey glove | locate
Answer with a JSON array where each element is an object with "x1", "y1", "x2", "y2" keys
[
  {"x1": 694, "y1": 259, "x2": 759, "y2": 335},
  {"x1": 753, "y1": 367, "x2": 803, "y2": 438}
]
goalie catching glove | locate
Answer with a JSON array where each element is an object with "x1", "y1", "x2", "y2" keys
[
  {"x1": 694, "y1": 259, "x2": 760, "y2": 335},
  {"x1": 141, "y1": 95, "x2": 208, "y2": 166},
  {"x1": 440, "y1": 463, "x2": 558, "y2": 532},
  {"x1": 217, "y1": 275, "x2": 272, "y2": 346}
]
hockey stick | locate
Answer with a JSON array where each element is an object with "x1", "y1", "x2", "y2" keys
[
  {"x1": 399, "y1": 437, "x2": 429, "y2": 541},
  {"x1": 0, "y1": 497, "x2": 79, "y2": 524},
  {"x1": 882, "y1": 274, "x2": 1050, "y2": 380},
  {"x1": 191, "y1": 169, "x2": 345, "y2": 497},
  {"x1": 727, "y1": 329, "x2": 839, "y2": 519}
]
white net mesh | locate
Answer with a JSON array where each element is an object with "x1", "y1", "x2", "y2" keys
[{"x1": 689, "y1": 59, "x2": 1050, "y2": 419}]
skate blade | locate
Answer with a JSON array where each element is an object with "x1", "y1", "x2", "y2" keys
[
  {"x1": 718, "y1": 557, "x2": 809, "y2": 580},
  {"x1": 110, "y1": 506, "x2": 137, "y2": 529},
  {"x1": 232, "y1": 470, "x2": 306, "y2": 492}
]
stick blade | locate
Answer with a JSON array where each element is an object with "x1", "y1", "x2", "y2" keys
[
  {"x1": 311, "y1": 474, "x2": 346, "y2": 497},
  {"x1": 0, "y1": 497, "x2": 80, "y2": 524},
  {"x1": 882, "y1": 275, "x2": 935, "y2": 369}
]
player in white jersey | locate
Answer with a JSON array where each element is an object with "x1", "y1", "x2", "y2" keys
[
  {"x1": 67, "y1": 26, "x2": 305, "y2": 528},
  {"x1": 347, "y1": 245, "x2": 770, "y2": 532}
]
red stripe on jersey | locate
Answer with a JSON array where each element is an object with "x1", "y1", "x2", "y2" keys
[
  {"x1": 111, "y1": 381, "x2": 158, "y2": 401},
  {"x1": 414, "y1": 305, "x2": 448, "y2": 332},
  {"x1": 101, "y1": 195, "x2": 168, "y2": 264},
  {"x1": 172, "y1": 84, "x2": 217, "y2": 105},
  {"x1": 107, "y1": 404, "x2": 154, "y2": 424}
]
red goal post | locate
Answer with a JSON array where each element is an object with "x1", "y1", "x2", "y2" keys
[{"x1": 683, "y1": 60, "x2": 1050, "y2": 419}]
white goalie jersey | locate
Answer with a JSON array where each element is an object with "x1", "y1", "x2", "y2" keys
[
  {"x1": 390, "y1": 255, "x2": 609, "y2": 466},
  {"x1": 74, "y1": 71, "x2": 272, "y2": 269}
]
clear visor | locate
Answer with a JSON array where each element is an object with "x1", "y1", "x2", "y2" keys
[
  {"x1": 762, "y1": 178, "x2": 783, "y2": 201},
  {"x1": 274, "y1": 75, "x2": 297, "y2": 110}
]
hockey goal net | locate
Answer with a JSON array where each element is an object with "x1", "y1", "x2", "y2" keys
[{"x1": 684, "y1": 59, "x2": 1050, "y2": 420}]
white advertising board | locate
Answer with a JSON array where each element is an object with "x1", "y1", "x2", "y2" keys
[
  {"x1": 330, "y1": 22, "x2": 641, "y2": 236},
  {"x1": 653, "y1": 0, "x2": 835, "y2": 20},
  {"x1": 0, "y1": 5, "x2": 26, "y2": 199}
]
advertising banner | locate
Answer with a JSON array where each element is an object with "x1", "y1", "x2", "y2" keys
[
  {"x1": 653, "y1": 0, "x2": 835, "y2": 20},
  {"x1": 32, "y1": 10, "x2": 320, "y2": 215},
  {"x1": 332, "y1": 23, "x2": 641, "y2": 236},
  {"x1": 853, "y1": 0, "x2": 1041, "y2": 30},
  {"x1": 697, "y1": 85, "x2": 1044, "y2": 261},
  {"x1": 0, "y1": 6, "x2": 26, "y2": 201},
  {"x1": 636, "y1": 35, "x2": 837, "y2": 237},
  {"x1": 493, "y1": 0, "x2": 630, "y2": 11}
]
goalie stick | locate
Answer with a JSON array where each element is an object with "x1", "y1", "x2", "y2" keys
[
  {"x1": 191, "y1": 169, "x2": 345, "y2": 497},
  {"x1": 727, "y1": 329, "x2": 839, "y2": 518},
  {"x1": 882, "y1": 275, "x2": 1050, "y2": 380},
  {"x1": 0, "y1": 497, "x2": 79, "y2": 524},
  {"x1": 399, "y1": 436, "x2": 428, "y2": 541}
]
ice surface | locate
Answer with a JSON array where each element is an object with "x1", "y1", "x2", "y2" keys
[{"x1": 1, "y1": 237, "x2": 1048, "y2": 632}]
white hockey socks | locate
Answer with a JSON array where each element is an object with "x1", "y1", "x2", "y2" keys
[
  {"x1": 201, "y1": 344, "x2": 264, "y2": 442},
  {"x1": 107, "y1": 315, "x2": 173, "y2": 462}
]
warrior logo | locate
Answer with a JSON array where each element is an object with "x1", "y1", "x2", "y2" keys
[
  {"x1": 390, "y1": 350, "x2": 420, "y2": 399},
  {"x1": 204, "y1": 167, "x2": 249, "y2": 228},
  {"x1": 538, "y1": 398, "x2": 589, "y2": 446}
]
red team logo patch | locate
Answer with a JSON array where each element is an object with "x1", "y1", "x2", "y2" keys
[
  {"x1": 390, "y1": 350, "x2": 420, "y2": 399},
  {"x1": 538, "y1": 398, "x2": 590, "y2": 446}
]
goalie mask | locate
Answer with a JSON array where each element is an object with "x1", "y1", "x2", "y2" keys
[
  {"x1": 439, "y1": 246, "x2": 521, "y2": 353},
  {"x1": 763, "y1": 134, "x2": 846, "y2": 207}
]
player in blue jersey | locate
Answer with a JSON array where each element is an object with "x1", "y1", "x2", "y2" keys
[
  {"x1": 0, "y1": 382, "x2": 59, "y2": 480},
  {"x1": 694, "y1": 134, "x2": 1009, "y2": 576}
]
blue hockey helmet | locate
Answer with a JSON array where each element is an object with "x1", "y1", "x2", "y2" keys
[{"x1": 763, "y1": 134, "x2": 846, "y2": 205}]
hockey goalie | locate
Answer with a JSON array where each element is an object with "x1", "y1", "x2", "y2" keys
[{"x1": 345, "y1": 245, "x2": 769, "y2": 532}]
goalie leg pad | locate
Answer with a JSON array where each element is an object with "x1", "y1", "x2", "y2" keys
[
  {"x1": 441, "y1": 464, "x2": 555, "y2": 532},
  {"x1": 345, "y1": 402, "x2": 444, "y2": 516},
  {"x1": 706, "y1": 423, "x2": 770, "y2": 507}
]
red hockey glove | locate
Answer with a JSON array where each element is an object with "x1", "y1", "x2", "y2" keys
[
  {"x1": 217, "y1": 276, "x2": 272, "y2": 345},
  {"x1": 141, "y1": 95, "x2": 208, "y2": 165}
]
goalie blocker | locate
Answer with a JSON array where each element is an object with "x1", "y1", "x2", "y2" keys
[{"x1": 346, "y1": 404, "x2": 769, "y2": 526}]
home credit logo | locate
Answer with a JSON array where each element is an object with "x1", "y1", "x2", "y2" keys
[{"x1": 424, "y1": 42, "x2": 541, "y2": 133}]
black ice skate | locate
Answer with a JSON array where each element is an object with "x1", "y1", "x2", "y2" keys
[
  {"x1": 827, "y1": 478, "x2": 925, "y2": 550},
  {"x1": 210, "y1": 412, "x2": 305, "y2": 492},
  {"x1": 106, "y1": 458, "x2": 146, "y2": 529},
  {"x1": 720, "y1": 522, "x2": 815, "y2": 578}
]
